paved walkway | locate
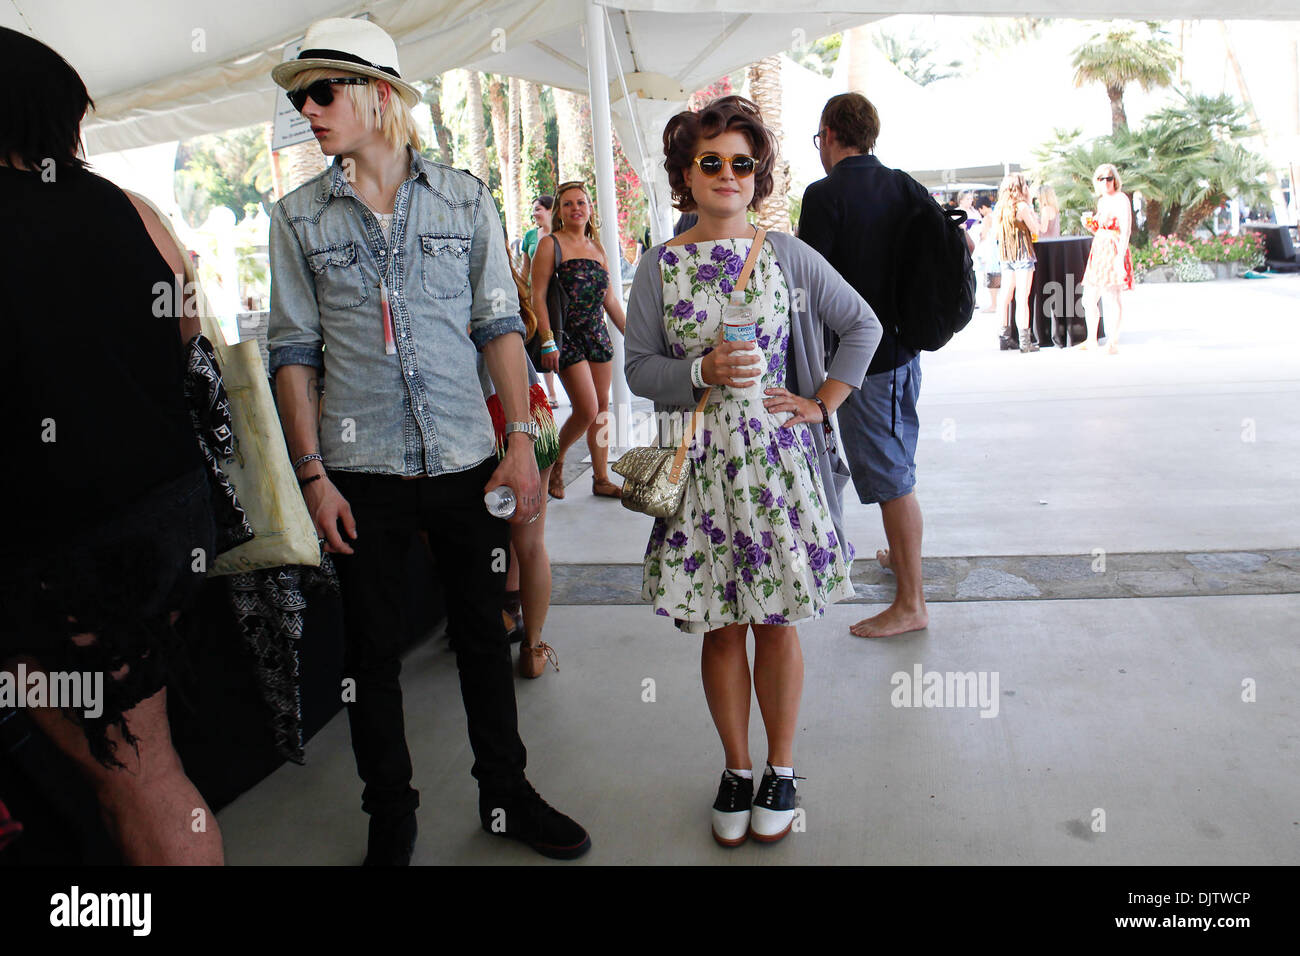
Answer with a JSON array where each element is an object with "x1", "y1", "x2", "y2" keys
[{"x1": 219, "y1": 274, "x2": 1300, "y2": 865}]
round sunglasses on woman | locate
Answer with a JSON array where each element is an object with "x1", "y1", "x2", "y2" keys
[{"x1": 693, "y1": 152, "x2": 756, "y2": 177}]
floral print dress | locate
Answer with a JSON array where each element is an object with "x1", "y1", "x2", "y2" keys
[{"x1": 644, "y1": 238, "x2": 855, "y2": 634}]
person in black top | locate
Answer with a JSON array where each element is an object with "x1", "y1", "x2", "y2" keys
[
  {"x1": 797, "y1": 93, "x2": 931, "y2": 639},
  {"x1": 0, "y1": 27, "x2": 222, "y2": 864}
]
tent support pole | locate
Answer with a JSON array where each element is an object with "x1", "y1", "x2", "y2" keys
[{"x1": 586, "y1": 0, "x2": 631, "y2": 451}]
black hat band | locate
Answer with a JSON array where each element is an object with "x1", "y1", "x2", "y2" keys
[{"x1": 297, "y1": 48, "x2": 401, "y2": 80}]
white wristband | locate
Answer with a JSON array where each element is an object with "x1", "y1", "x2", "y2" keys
[{"x1": 690, "y1": 356, "x2": 706, "y2": 389}]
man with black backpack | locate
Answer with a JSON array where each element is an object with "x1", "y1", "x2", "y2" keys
[{"x1": 798, "y1": 93, "x2": 975, "y2": 639}]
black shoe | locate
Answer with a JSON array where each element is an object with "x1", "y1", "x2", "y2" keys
[
  {"x1": 479, "y1": 780, "x2": 591, "y2": 860},
  {"x1": 711, "y1": 770, "x2": 753, "y2": 846},
  {"x1": 363, "y1": 811, "x2": 417, "y2": 866},
  {"x1": 749, "y1": 764, "x2": 802, "y2": 844},
  {"x1": 998, "y1": 330, "x2": 1017, "y2": 351}
]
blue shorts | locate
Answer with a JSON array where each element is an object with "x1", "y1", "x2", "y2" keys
[
  {"x1": 1001, "y1": 258, "x2": 1036, "y2": 272},
  {"x1": 837, "y1": 355, "x2": 921, "y2": 505}
]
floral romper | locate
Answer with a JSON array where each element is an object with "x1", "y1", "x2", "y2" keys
[{"x1": 643, "y1": 238, "x2": 855, "y2": 634}]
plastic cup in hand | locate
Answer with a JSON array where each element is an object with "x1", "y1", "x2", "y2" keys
[{"x1": 484, "y1": 485, "x2": 516, "y2": 518}]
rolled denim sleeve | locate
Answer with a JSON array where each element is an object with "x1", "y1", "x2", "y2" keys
[
  {"x1": 267, "y1": 200, "x2": 324, "y2": 375},
  {"x1": 467, "y1": 184, "x2": 526, "y2": 350}
]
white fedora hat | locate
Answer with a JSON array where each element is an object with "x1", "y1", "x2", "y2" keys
[{"x1": 272, "y1": 18, "x2": 420, "y2": 109}]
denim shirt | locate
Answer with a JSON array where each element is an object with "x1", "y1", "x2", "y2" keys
[{"x1": 268, "y1": 146, "x2": 525, "y2": 476}]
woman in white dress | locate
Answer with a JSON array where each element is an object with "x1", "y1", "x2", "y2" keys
[{"x1": 625, "y1": 95, "x2": 880, "y2": 847}]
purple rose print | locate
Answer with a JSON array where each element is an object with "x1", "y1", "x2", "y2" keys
[
  {"x1": 777, "y1": 429, "x2": 796, "y2": 449},
  {"x1": 684, "y1": 243, "x2": 697, "y2": 254},
  {"x1": 776, "y1": 495, "x2": 785, "y2": 508},
  {"x1": 667, "y1": 531, "x2": 688, "y2": 549},
  {"x1": 650, "y1": 520, "x2": 667, "y2": 547},
  {"x1": 673, "y1": 299, "x2": 694, "y2": 319},
  {"x1": 662, "y1": 250, "x2": 678, "y2": 266},
  {"x1": 709, "y1": 527, "x2": 726, "y2": 545},
  {"x1": 699, "y1": 512, "x2": 714, "y2": 533},
  {"x1": 723, "y1": 580, "x2": 738, "y2": 603},
  {"x1": 827, "y1": 531, "x2": 838, "y2": 550},
  {"x1": 711, "y1": 244, "x2": 730, "y2": 262},
  {"x1": 731, "y1": 548, "x2": 743, "y2": 568},
  {"x1": 756, "y1": 332, "x2": 771, "y2": 350},
  {"x1": 671, "y1": 342, "x2": 686, "y2": 358},
  {"x1": 760, "y1": 531, "x2": 774, "y2": 548},
  {"x1": 656, "y1": 607, "x2": 669, "y2": 616},
  {"x1": 763, "y1": 613, "x2": 789, "y2": 625},
  {"x1": 801, "y1": 429, "x2": 812, "y2": 447},
  {"x1": 788, "y1": 506, "x2": 801, "y2": 530},
  {"x1": 724, "y1": 253, "x2": 743, "y2": 276},
  {"x1": 725, "y1": 462, "x2": 739, "y2": 480},
  {"x1": 741, "y1": 567, "x2": 754, "y2": 584},
  {"x1": 767, "y1": 352, "x2": 782, "y2": 374},
  {"x1": 805, "y1": 542, "x2": 832, "y2": 572},
  {"x1": 684, "y1": 554, "x2": 700, "y2": 573},
  {"x1": 696, "y1": 263, "x2": 719, "y2": 282},
  {"x1": 746, "y1": 543, "x2": 765, "y2": 567},
  {"x1": 702, "y1": 429, "x2": 712, "y2": 448},
  {"x1": 848, "y1": 541, "x2": 857, "y2": 560},
  {"x1": 766, "y1": 443, "x2": 780, "y2": 467},
  {"x1": 733, "y1": 530, "x2": 752, "y2": 549},
  {"x1": 759, "y1": 488, "x2": 775, "y2": 509},
  {"x1": 695, "y1": 309, "x2": 709, "y2": 323},
  {"x1": 718, "y1": 278, "x2": 733, "y2": 295},
  {"x1": 749, "y1": 417, "x2": 762, "y2": 435}
]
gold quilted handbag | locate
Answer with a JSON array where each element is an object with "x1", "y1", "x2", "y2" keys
[{"x1": 613, "y1": 228, "x2": 766, "y2": 519}]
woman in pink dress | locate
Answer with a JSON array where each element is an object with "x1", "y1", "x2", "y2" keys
[{"x1": 1079, "y1": 163, "x2": 1134, "y2": 353}]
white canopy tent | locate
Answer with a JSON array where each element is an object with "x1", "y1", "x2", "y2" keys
[{"x1": 8, "y1": 0, "x2": 1295, "y2": 438}]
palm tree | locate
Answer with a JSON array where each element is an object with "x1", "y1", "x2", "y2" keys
[
  {"x1": 553, "y1": 88, "x2": 593, "y2": 185},
  {"x1": 872, "y1": 30, "x2": 963, "y2": 86},
  {"x1": 422, "y1": 74, "x2": 454, "y2": 166},
  {"x1": 1072, "y1": 24, "x2": 1181, "y2": 133},
  {"x1": 746, "y1": 54, "x2": 790, "y2": 232},
  {"x1": 520, "y1": 79, "x2": 553, "y2": 205},
  {"x1": 463, "y1": 70, "x2": 490, "y2": 186}
]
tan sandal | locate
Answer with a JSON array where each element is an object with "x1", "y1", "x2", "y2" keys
[
  {"x1": 548, "y1": 457, "x2": 566, "y2": 499},
  {"x1": 518, "y1": 640, "x2": 559, "y2": 679},
  {"x1": 592, "y1": 476, "x2": 623, "y2": 498}
]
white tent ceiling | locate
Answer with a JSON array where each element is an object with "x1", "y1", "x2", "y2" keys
[{"x1": 3, "y1": 0, "x2": 1295, "y2": 157}]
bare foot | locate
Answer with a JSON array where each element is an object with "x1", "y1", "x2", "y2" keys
[
  {"x1": 1107, "y1": 342, "x2": 1119, "y2": 354},
  {"x1": 849, "y1": 604, "x2": 929, "y2": 638},
  {"x1": 876, "y1": 548, "x2": 892, "y2": 571}
]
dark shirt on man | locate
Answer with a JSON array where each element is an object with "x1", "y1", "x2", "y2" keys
[{"x1": 797, "y1": 153, "x2": 932, "y2": 376}]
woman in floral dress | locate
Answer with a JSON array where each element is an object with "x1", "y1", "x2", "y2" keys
[
  {"x1": 625, "y1": 96, "x2": 880, "y2": 847},
  {"x1": 1079, "y1": 162, "x2": 1134, "y2": 354}
]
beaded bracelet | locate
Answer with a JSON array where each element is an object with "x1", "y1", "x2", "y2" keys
[
  {"x1": 813, "y1": 396, "x2": 837, "y2": 452},
  {"x1": 293, "y1": 453, "x2": 323, "y2": 473}
]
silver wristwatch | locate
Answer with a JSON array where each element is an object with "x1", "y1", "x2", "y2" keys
[{"x1": 505, "y1": 421, "x2": 540, "y2": 440}]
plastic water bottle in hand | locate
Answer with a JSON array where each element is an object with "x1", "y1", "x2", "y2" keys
[
  {"x1": 721, "y1": 294, "x2": 762, "y2": 395},
  {"x1": 484, "y1": 485, "x2": 516, "y2": 518}
]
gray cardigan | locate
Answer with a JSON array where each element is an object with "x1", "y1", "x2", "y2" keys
[{"x1": 624, "y1": 230, "x2": 882, "y2": 565}]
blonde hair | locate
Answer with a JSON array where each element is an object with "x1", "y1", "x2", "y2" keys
[
  {"x1": 1036, "y1": 184, "x2": 1059, "y2": 216},
  {"x1": 1093, "y1": 163, "x2": 1122, "y2": 190},
  {"x1": 995, "y1": 173, "x2": 1033, "y2": 260},
  {"x1": 289, "y1": 68, "x2": 421, "y2": 154},
  {"x1": 552, "y1": 181, "x2": 605, "y2": 258}
]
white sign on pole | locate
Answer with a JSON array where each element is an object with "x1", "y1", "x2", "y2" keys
[{"x1": 271, "y1": 38, "x2": 316, "y2": 152}]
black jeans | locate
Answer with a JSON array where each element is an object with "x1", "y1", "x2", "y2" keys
[{"x1": 328, "y1": 458, "x2": 525, "y2": 817}]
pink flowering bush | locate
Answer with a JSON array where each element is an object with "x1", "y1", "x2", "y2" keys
[{"x1": 1132, "y1": 232, "x2": 1265, "y2": 275}]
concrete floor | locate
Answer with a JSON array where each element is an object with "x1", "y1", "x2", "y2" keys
[{"x1": 218, "y1": 275, "x2": 1300, "y2": 865}]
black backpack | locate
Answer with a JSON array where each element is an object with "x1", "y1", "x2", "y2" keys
[{"x1": 889, "y1": 186, "x2": 976, "y2": 351}]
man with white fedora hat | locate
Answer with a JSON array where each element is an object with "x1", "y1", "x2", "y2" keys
[{"x1": 268, "y1": 16, "x2": 590, "y2": 864}]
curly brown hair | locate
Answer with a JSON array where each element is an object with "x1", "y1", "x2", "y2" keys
[{"x1": 662, "y1": 95, "x2": 778, "y2": 213}]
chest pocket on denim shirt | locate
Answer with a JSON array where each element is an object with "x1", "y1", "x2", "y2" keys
[
  {"x1": 307, "y1": 241, "x2": 369, "y2": 310},
  {"x1": 420, "y1": 234, "x2": 471, "y2": 299}
]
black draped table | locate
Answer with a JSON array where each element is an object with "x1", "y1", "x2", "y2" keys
[{"x1": 1009, "y1": 236, "x2": 1104, "y2": 348}]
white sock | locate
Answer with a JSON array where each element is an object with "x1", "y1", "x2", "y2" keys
[
  {"x1": 771, "y1": 765, "x2": 796, "y2": 788},
  {"x1": 726, "y1": 767, "x2": 753, "y2": 780}
]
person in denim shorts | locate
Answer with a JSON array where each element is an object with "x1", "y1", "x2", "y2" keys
[
  {"x1": 993, "y1": 173, "x2": 1043, "y2": 353},
  {"x1": 798, "y1": 93, "x2": 934, "y2": 639}
]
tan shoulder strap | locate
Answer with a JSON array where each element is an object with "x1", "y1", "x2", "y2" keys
[{"x1": 668, "y1": 228, "x2": 767, "y2": 483}]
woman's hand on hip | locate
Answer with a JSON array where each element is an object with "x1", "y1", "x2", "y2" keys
[{"x1": 763, "y1": 387, "x2": 820, "y2": 427}]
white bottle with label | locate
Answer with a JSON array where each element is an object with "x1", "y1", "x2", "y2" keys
[{"x1": 720, "y1": 293, "x2": 763, "y2": 398}]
